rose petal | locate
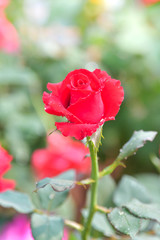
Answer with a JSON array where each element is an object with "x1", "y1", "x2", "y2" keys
[
  {"x1": 70, "y1": 89, "x2": 92, "y2": 105},
  {"x1": 0, "y1": 145, "x2": 12, "y2": 176},
  {"x1": 43, "y1": 92, "x2": 82, "y2": 123},
  {"x1": 0, "y1": 178, "x2": 15, "y2": 192},
  {"x1": 70, "y1": 73, "x2": 90, "y2": 89},
  {"x1": 93, "y1": 69, "x2": 111, "y2": 85},
  {"x1": 101, "y1": 79, "x2": 124, "y2": 120},
  {"x1": 67, "y1": 92, "x2": 104, "y2": 124},
  {"x1": 47, "y1": 82, "x2": 62, "y2": 96},
  {"x1": 62, "y1": 69, "x2": 101, "y2": 91},
  {"x1": 55, "y1": 122, "x2": 101, "y2": 140},
  {"x1": 47, "y1": 82, "x2": 70, "y2": 108}
]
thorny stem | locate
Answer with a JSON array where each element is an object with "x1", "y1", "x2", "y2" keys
[
  {"x1": 81, "y1": 137, "x2": 99, "y2": 240},
  {"x1": 99, "y1": 158, "x2": 126, "y2": 178}
]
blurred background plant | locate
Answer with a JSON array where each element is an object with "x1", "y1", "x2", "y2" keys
[{"x1": 0, "y1": 0, "x2": 160, "y2": 238}]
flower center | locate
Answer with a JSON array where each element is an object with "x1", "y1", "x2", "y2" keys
[{"x1": 70, "y1": 73, "x2": 90, "y2": 89}]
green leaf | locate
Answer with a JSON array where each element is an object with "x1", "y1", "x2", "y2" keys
[
  {"x1": 0, "y1": 190, "x2": 35, "y2": 213},
  {"x1": 135, "y1": 173, "x2": 160, "y2": 204},
  {"x1": 113, "y1": 175, "x2": 151, "y2": 207},
  {"x1": 31, "y1": 213, "x2": 64, "y2": 240},
  {"x1": 35, "y1": 170, "x2": 76, "y2": 210},
  {"x1": 153, "y1": 223, "x2": 160, "y2": 237},
  {"x1": 82, "y1": 210, "x2": 115, "y2": 237},
  {"x1": 108, "y1": 207, "x2": 141, "y2": 238},
  {"x1": 36, "y1": 176, "x2": 75, "y2": 192},
  {"x1": 134, "y1": 234, "x2": 160, "y2": 240},
  {"x1": 92, "y1": 212, "x2": 116, "y2": 237},
  {"x1": 150, "y1": 154, "x2": 160, "y2": 173},
  {"x1": 124, "y1": 199, "x2": 160, "y2": 223},
  {"x1": 98, "y1": 175, "x2": 116, "y2": 207},
  {"x1": 117, "y1": 130, "x2": 157, "y2": 161}
]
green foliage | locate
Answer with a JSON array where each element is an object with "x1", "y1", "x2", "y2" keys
[
  {"x1": 91, "y1": 212, "x2": 115, "y2": 237},
  {"x1": 150, "y1": 154, "x2": 160, "y2": 173},
  {"x1": 31, "y1": 213, "x2": 64, "y2": 240},
  {"x1": 113, "y1": 175, "x2": 151, "y2": 206},
  {"x1": 124, "y1": 199, "x2": 160, "y2": 223},
  {"x1": 117, "y1": 130, "x2": 157, "y2": 161},
  {"x1": 34, "y1": 170, "x2": 75, "y2": 211},
  {"x1": 0, "y1": 190, "x2": 35, "y2": 213},
  {"x1": 108, "y1": 207, "x2": 141, "y2": 238},
  {"x1": 82, "y1": 210, "x2": 115, "y2": 238},
  {"x1": 135, "y1": 173, "x2": 160, "y2": 204},
  {"x1": 97, "y1": 175, "x2": 116, "y2": 207},
  {"x1": 134, "y1": 234, "x2": 160, "y2": 240},
  {"x1": 36, "y1": 170, "x2": 75, "y2": 192}
]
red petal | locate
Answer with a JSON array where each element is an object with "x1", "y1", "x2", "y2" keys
[
  {"x1": 0, "y1": 145, "x2": 12, "y2": 176},
  {"x1": 47, "y1": 82, "x2": 70, "y2": 108},
  {"x1": 43, "y1": 92, "x2": 82, "y2": 123},
  {"x1": 70, "y1": 89, "x2": 92, "y2": 105},
  {"x1": 93, "y1": 69, "x2": 111, "y2": 85},
  {"x1": 55, "y1": 122, "x2": 101, "y2": 140},
  {"x1": 0, "y1": 178, "x2": 15, "y2": 192},
  {"x1": 47, "y1": 82, "x2": 62, "y2": 96},
  {"x1": 67, "y1": 92, "x2": 104, "y2": 124},
  {"x1": 62, "y1": 69, "x2": 100, "y2": 91},
  {"x1": 101, "y1": 79, "x2": 124, "y2": 120}
]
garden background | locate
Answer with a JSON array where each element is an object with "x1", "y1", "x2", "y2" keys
[{"x1": 0, "y1": 0, "x2": 160, "y2": 238}]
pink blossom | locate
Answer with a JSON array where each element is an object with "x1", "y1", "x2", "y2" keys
[
  {"x1": 0, "y1": 0, "x2": 19, "y2": 53},
  {"x1": 0, "y1": 215, "x2": 33, "y2": 240},
  {"x1": 62, "y1": 229, "x2": 69, "y2": 240}
]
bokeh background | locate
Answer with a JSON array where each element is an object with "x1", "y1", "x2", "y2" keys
[{"x1": 1, "y1": 0, "x2": 160, "y2": 193}]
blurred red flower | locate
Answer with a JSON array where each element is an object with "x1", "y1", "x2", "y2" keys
[
  {"x1": 0, "y1": 0, "x2": 19, "y2": 53},
  {"x1": 0, "y1": 145, "x2": 15, "y2": 192},
  {"x1": 142, "y1": 0, "x2": 160, "y2": 5},
  {"x1": 43, "y1": 69, "x2": 124, "y2": 140},
  {"x1": 32, "y1": 132, "x2": 91, "y2": 179}
]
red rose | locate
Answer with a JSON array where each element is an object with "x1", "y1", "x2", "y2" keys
[
  {"x1": 142, "y1": 0, "x2": 160, "y2": 5},
  {"x1": 32, "y1": 132, "x2": 91, "y2": 179},
  {"x1": 0, "y1": 145, "x2": 15, "y2": 192},
  {"x1": 43, "y1": 69, "x2": 124, "y2": 140}
]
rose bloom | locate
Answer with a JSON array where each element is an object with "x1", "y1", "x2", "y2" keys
[
  {"x1": 142, "y1": 0, "x2": 160, "y2": 5},
  {"x1": 32, "y1": 132, "x2": 90, "y2": 179},
  {"x1": 0, "y1": 1, "x2": 19, "y2": 53},
  {"x1": 0, "y1": 145, "x2": 15, "y2": 192},
  {"x1": 43, "y1": 69, "x2": 124, "y2": 140}
]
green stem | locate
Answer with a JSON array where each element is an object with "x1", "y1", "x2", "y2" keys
[
  {"x1": 64, "y1": 219, "x2": 83, "y2": 232},
  {"x1": 99, "y1": 159, "x2": 125, "y2": 178},
  {"x1": 81, "y1": 137, "x2": 99, "y2": 240}
]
